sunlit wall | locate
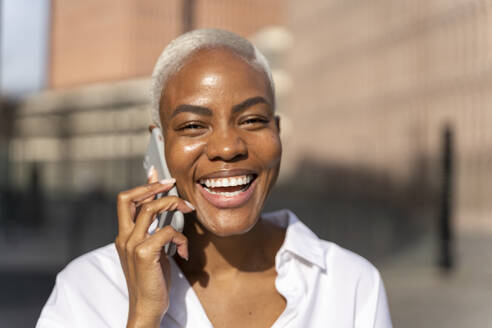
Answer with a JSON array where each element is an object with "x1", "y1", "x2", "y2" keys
[{"x1": 284, "y1": 0, "x2": 492, "y2": 232}]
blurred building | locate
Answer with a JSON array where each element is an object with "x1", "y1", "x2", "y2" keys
[
  {"x1": 8, "y1": 0, "x2": 492, "y2": 253},
  {"x1": 49, "y1": 0, "x2": 284, "y2": 88},
  {"x1": 11, "y1": 0, "x2": 288, "y2": 195},
  {"x1": 284, "y1": 0, "x2": 492, "y2": 233}
]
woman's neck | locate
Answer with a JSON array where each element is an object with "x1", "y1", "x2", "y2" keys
[{"x1": 175, "y1": 216, "x2": 285, "y2": 284}]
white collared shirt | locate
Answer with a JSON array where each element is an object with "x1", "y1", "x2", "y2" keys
[{"x1": 37, "y1": 209, "x2": 392, "y2": 327}]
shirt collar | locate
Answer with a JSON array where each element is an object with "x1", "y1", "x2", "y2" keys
[
  {"x1": 262, "y1": 209, "x2": 327, "y2": 271},
  {"x1": 166, "y1": 209, "x2": 326, "y2": 326}
]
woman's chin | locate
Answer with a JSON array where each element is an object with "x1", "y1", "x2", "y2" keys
[{"x1": 197, "y1": 211, "x2": 259, "y2": 237}]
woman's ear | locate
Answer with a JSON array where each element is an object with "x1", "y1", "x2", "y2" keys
[{"x1": 274, "y1": 115, "x2": 281, "y2": 133}]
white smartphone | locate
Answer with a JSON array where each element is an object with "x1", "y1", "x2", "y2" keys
[{"x1": 143, "y1": 127, "x2": 184, "y2": 256}]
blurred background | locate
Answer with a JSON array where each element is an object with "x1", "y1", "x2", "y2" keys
[{"x1": 1, "y1": 0, "x2": 491, "y2": 327}]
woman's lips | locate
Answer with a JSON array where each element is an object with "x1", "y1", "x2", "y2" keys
[{"x1": 197, "y1": 175, "x2": 257, "y2": 209}]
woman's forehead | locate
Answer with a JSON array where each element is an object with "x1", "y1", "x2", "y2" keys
[
  {"x1": 159, "y1": 48, "x2": 273, "y2": 120},
  {"x1": 168, "y1": 47, "x2": 265, "y2": 89}
]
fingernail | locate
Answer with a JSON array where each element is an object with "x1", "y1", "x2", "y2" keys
[
  {"x1": 147, "y1": 165, "x2": 155, "y2": 178},
  {"x1": 184, "y1": 200, "x2": 195, "y2": 211},
  {"x1": 178, "y1": 247, "x2": 189, "y2": 261},
  {"x1": 159, "y1": 178, "x2": 175, "y2": 185}
]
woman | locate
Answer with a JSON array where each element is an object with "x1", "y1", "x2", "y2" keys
[{"x1": 37, "y1": 29, "x2": 392, "y2": 328}]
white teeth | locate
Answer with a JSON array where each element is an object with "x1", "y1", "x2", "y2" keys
[
  {"x1": 203, "y1": 187, "x2": 244, "y2": 196},
  {"x1": 199, "y1": 174, "x2": 254, "y2": 188}
]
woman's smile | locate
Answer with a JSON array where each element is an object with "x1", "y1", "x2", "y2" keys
[{"x1": 196, "y1": 170, "x2": 258, "y2": 208}]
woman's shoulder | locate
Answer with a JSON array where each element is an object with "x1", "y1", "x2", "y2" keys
[
  {"x1": 58, "y1": 243, "x2": 123, "y2": 284},
  {"x1": 318, "y1": 241, "x2": 391, "y2": 326},
  {"x1": 320, "y1": 239, "x2": 381, "y2": 280},
  {"x1": 37, "y1": 244, "x2": 128, "y2": 327},
  {"x1": 264, "y1": 209, "x2": 391, "y2": 326},
  {"x1": 53, "y1": 243, "x2": 127, "y2": 303}
]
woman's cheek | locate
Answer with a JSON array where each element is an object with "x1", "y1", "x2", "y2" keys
[
  {"x1": 166, "y1": 139, "x2": 206, "y2": 187},
  {"x1": 252, "y1": 131, "x2": 282, "y2": 168},
  {"x1": 167, "y1": 138, "x2": 203, "y2": 166},
  {"x1": 183, "y1": 141, "x2": 205, "y2": 155}
]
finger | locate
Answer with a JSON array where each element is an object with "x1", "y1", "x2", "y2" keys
[
  {"x1": 117, "y1": 193, "x2": 135, "y2": 235},
  {"x1": 135, "y1": 226, "x2": 189, "y2": 263},
  {"x1": 114, "y1": 236, "x2": 131, "y2": 281},
  {"x1": 141, "y1": 166, "x2": 160, "y2": 226},
  {"x1": 131, "y1": 196, "x2": 195, "y2": 240},
  {"x1": 140, "y1": 166, "x2": 159, "y2": 205},
  {"x1": 132, "y1": 180, "x2": 175, "y2": 203},
  {"x1": 147, "y1": 165, "x2": 159, "y2": 184},
  {"x1": 116, "y1": 180, "x2": 175, "y2": 235}
]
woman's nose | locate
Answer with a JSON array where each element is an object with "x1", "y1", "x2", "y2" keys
[{"x1": 206, "y1": 127, "x2": 247, "y2": 162}]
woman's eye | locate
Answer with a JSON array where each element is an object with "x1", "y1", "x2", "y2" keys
[
  {"x1": 176, "y1": 122, "x2": 207, "y2": 135},
  {"x1": 182, "y1": 124, "x2": 202, "y2": 130},
  {"x1": 241, "y1": 117, "x2": 269, "y2": 126}
]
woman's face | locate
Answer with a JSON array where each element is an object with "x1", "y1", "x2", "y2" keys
[{"x1": 159, "y1": 47, "x2": 281, "y2": 237}]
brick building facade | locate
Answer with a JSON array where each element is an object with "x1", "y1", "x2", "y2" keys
[
  {"x1": 12, "y1": 0, "x2": 288, "y2": 194},
  {"x1": 284, "y1": 0, "x2": 492, "y2": 231},
  {"x1": 50, "y1": 0, "x2": 284, "y2": 88},
  {"x1": 11, "y1": 0, "x2": 491, "y2": 237}
]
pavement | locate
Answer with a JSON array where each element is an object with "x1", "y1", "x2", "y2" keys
[{"x1": 380, "y1": 232, "x2": 492, "y2": 327}]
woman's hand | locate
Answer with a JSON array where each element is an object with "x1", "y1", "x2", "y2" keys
[{"x1": 116, "y1": 167, "x2": 194, "y2": 328}]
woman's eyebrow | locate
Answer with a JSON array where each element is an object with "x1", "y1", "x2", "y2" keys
[
  {"x1": 232, "y1": 96, "x2": 271, "y2": 114},
  {"x1": 171, "y1": 104, "x2": 213, "y2": 118}
]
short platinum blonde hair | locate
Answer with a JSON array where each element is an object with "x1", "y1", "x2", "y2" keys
[{"x1": 150, "y1": 28, "x2": 275, "y2": 127}]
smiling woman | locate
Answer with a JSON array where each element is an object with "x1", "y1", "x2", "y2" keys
[
  {"x1": 36, "y1": 29, "x2": 392, "y2": 328},
  {"x1": 161, "y1": 46, "x2": 281, "y2": 239}
]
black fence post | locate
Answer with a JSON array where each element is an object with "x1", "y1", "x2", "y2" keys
[
  {"x1": 182, "y1": 0, "x2": 195, "y2": 33},
  {"x1": 438, "y1": 124, "x2": 455, "y2": 272}
]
